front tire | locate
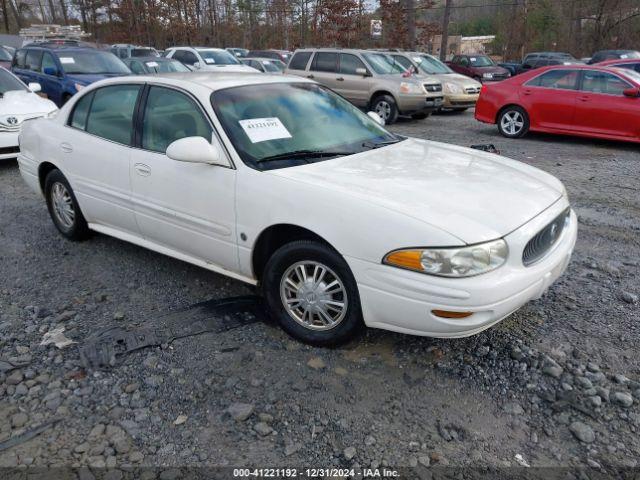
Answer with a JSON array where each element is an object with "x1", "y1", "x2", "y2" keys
[
  {"x1": 497, "y1": 105, "x2": 530, "y2": 138},
  {"x1": 371, "y1": 94, "x2": 399, "y2": 125},
  {"x1": 44, "y1": 169, "x2": 90, "y2": 241},
  {"x1": 262, "y1": 241, "x2": 363, "y2": 346}
]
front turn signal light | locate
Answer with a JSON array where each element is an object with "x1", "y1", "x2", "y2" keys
[{"x1": 384, "y1": 249, "x2": 423, "y2": 271}]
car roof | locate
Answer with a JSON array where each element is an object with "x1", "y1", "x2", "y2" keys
[
  {"x1": 127, "y1": 56, "x2": 174, "y2": 62},
  {"x1": 244, "y1": 57, "x2": 283, "y2": 62},
  {"x1": 597, "y1": 58, "x2": 640, "y2": 65},
  {"x1": 22, "y1": 46, "x2": 98, "y2": 53},
  {"x1": 86, "y1": 72, "x2": 314, "y2": 92},
  {"x1": 521, "y1": 64, "x2": 638, "y2": 77}
]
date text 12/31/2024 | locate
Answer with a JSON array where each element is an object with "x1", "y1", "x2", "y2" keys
[{"x1": 233, "y1": 468, "x2": 400, "y2": 478}]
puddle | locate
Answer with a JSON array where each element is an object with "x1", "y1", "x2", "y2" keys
[{"x1": 341, "y1": 336, "x2": 399, "y2": 367}]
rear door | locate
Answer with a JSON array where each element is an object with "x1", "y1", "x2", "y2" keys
[
  {"x1": 337, "y1": 53, "x2": 370, "y2": 106},
  {"x1": 573, "y1": 69, "x2": 639, "y2": 138},
  {"x1": 308, "y1": 52, "x2": 339, "y2": 90},
  {"x1": 520, "y1": 69, "x2": 580, "y2": 130}
]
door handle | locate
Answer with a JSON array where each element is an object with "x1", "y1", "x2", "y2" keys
[
  {"x1": 60, "y1": 142, "x2": 73, "y2": 153},
  {"x1": 522, "y1": 89, "x2": 532, "y2": 95},
  {"x1": 578, "y1": 96, "x2": 589, "y2": 102},
  {"x1": 336, "y1": 77, "x2": 344, "y2": 81},
  {"x1": 306, "y1": 74, "x2": 314, "y2": 79},
  {"x1": 134, "y1": 163, "x2": 151, "y2": 176}
]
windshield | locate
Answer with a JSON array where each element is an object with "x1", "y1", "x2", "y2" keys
[
  {"x1": 469, "y1": 56, "x2": 494, "y2": 67},
  {"x1": 0, "y1": 69, "x2": 27, "y2": 94},
  {"x1": 262, "y1": 60, "x2": 283, "y2": 72},
  {"x1": 198, "y1": 50, "x2": 241, "y2": 65},
  {"x1": 414, "y1": 54, "x2": 453, "y2": 74},
  {"x1": 362, "y1": 53, "x2": 406, "y2": 74},
  {"x1": 211, "y1": 83, "x2": 399, "y2": 170},
  {"x1": 132, "y1": 48, "x2": 159, "y2": 58},
  {"x1": 146, "y1": 60, "x2": 190, "y2": 73},
  {"x1": 0, "y1": 48, "x2": 12, "y2": 61},
  {"x1": 60, "y1": 51, "x2": 131, "y2": 74}
]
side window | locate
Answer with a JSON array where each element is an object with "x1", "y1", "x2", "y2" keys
[
  {"x1": 459, "y1": 57, "x2": 470, "y2": 66},
  {"x1": 391, "y1": 55, "x2": 413, "y2": 71},
  {"x1": 526, "y1": 69, "x2": 578, "y2": 89},
  {"x1": 311, "y1": 52, "x2": 337, "y2": 73},
  {"x1": 141, "y1": 86, "x2": 212, "y2": 154},
  {"x1": 129, "y1": 61, "x2": 145, "y2": 74},
  {"x1": 288, "y1": 51, "x2": 312, "y2": 70},
  {"x1": 581, "y1": 70, "x2": 631, "y2": 95},
  {"x1": 86, "y1": 85, "x2": 141, "y2": 145},
  {"x1": 340, "y1": 53, "x2": 367, "y2": 75},
  {"x1": 25, "y1": 50, "x2": 43, "y2": 71},
  {"x1": 14, "y1": 49, "x2": 26, "y2": 68},
  {"x1": 41, "y1": 52, "x2": 57, "y2": 74},
  {"x1": 69, "y1": 91, "x2": 94, "y2": 130},
  {"x1": 181, "y1": 51, "x2": 198, "y2": 65}
]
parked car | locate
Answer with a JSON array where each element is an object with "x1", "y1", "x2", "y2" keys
[
  {"x1": 0, "y1": 67, "x2": 57, "y2": 161},
  {"x1": 226, "y1": 48, "x2": 249, "y2": 58},
  {"x1": 588, "y1": 50, "x2": 640, "y2": 64},
  {"x1": 17, "y1": 72, "x2": 576, "y2": 345},
  {"x1": 521, "y1": 52, "x2": 582, "y2": 71},
  {"x1": 446, "y1": 54, "x2": 510, "y2": 82},
  {"x1": 123, "y1": 56, "x2": 190, "y2": 74},
  {"x1": 475, "y1": 65, "x2": 640, "y2": 143},
  {"x1": 111, "y1": 44, "x2": 160, "y2": 59},
  {"x1": 241, "y1": 57, "x2": 285, "y2": 73},
  {"x1": 248, "y1": 49, "x2": 292, "y2": 64},
  {"x1": 164, "y1": 47, "x2": 258, "y2": 73},
  {"x1": 382, "y1": 51, "x2": 481, "y2": 111},
  {"x1": 0, "y1": 47, "x2": 14, "y2": 69},
  {"x1": 597, "y1": 58, "x2": 640, "y2": 73},
  {"x1": 498, "y1": 60, "x2": 523, "y2": 76},
  {"x1": 12, "y1": 46, "x2": 131, "y2": 107},
  {"x1": 285, "y1": 48, "x2": 443, "y2": 123}
]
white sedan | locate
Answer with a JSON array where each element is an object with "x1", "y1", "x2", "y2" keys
[
  {"x1": 18, "y1": 73, "x2": 577, "y2": 345},
  {"x1": 0, "y1": 68, "x2": 57, "y2": 160}
]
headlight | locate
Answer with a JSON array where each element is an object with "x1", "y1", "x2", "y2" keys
[
  {"x1": 482, "y1": 73, "x2": 494, "y2": 79},
  {"x1": 383, "y1": 239, "x2": 508, "y2": 277},
  {"x1": 74, "y1": 83, "x2": 86, "y2": 92},
  {"x1": 399, "y1": 81, "x2": 425, "y2": 94},
  {"x1": 444, "y1": 82, "x2": 462, "y2": 94}
]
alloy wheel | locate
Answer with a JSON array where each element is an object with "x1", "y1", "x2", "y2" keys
[
  {"x1": 375, "y1": 101, "x2": 392, "y2": 121},
  {"x1": 279, "y1": 260, "x2": 348, "y2": 331},
  {"x1": 500, "y1": 110, "x2": 524, "y2": 135},
  {"x1": 51, "y1": 182, "x2": 75, "y2": 229}
]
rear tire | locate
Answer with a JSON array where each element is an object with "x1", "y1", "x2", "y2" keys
[
  {"x1": 497, "y1": 105, "x2": 530, "y2": 138},
  {"x1": 44, "y1": 169, "x2": 91, "y2": 241},
  {"x1": 262, "y1": 240, "x2": 363, "y2": 346},
  {"x1": 371, "y1": 94, "x2": 399, "y2": 124}
]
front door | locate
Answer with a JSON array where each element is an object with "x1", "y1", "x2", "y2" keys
[
  {"x1": 573, "y1": 69, "x2": 639, "y2": 138},
  {"x1": 129, "y1": 85, "x2": 238, "y2": 271},
  {"x1": 521, "y1": 69, "x2": 580, "y2": 130},
  {"x1": 39, "y1": 52, "x2": 64, "y2": 106},
  {"x1": 61, "y1": 84, "x2": 142, "y2": 234},
  {"x1": 337, "y1": 53, "x2": 372, "y2": 107}
]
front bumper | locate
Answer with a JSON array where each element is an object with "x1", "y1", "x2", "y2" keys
[
  {"x1": 0, "y1": 131, "x2": 20, "y2": 160},
  {"x1": 347, "y1": 199, "x2": 577, "y2": 338},
  {"x1": 397, "y1": 94, "x2": 444, "y2": 114},
  {"x1": 443, "y1": 93, "x2": 479, "y2": 109}
]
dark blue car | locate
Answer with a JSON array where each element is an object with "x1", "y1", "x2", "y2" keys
[{"x1": 12, "y1": 45, "x2": 131, "y2": 106}]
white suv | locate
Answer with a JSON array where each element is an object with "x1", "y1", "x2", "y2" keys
[{"x1": 165, "y1": 47, "x2": 258, "y2": 73}]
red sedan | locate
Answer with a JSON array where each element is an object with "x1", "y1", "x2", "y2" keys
[{"x1": 475, "y1": 65, "x2": 640, "y2": 143}]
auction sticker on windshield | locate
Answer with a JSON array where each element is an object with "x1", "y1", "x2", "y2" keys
[
  {"x1": 204, "y1": 58, "x2": 215, "y2": 64},
  {"x1": 60, "y1": 57, "x2": 75, "y2": 64},
  {"x1": 239, "y1": 117, "x2": 292, "y2": 143},
  {"x1": 146, "y1": 61, "x2": 159, "y2": 67}
]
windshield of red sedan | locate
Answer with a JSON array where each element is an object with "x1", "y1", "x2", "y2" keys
[{"x1": 211, "y1": 83, "x2": 398, "y2": 170}]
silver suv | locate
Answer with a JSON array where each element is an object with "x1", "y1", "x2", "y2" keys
[{"x1": 284, "y1": 48, "x2": 443, "y2": 124}]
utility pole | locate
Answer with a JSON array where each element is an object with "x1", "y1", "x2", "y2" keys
[{"x1": 439, "y1": 0, "x2": 453, "y2": 61}]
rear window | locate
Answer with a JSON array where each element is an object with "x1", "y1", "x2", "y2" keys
[
  {"x1": 289, "y1": 52, "x2": 312, "y2": 70},
  {"x1": 311, "y1": 52, "x2": 337, "y2": 73}
]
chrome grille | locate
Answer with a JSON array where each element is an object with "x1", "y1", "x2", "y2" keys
[
  {"x1": 465, "y1": 86, "x2": 481, "y2": 94},
  {"x1": 522, "y1": 208, "x2": 570, "y2": 266},
  {"x1": 424, "y1": 83, "x2": 442, "y2": 92}
]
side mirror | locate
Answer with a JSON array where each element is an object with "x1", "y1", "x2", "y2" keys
[
  {"x1": 28, "y1": 82, "x2": 42, "y2": 93},
  {"x1": 192, "y1": 61, "x2": 201, "y2": 69},
  {"x1": 43, "y1": 67, "x2": 58, "y2": 76},
  {"x1": 623, "y1": 87, "x2": 640, "y2": 98},
  {"x1": 367, "y1": 111, "x2": 385, "y2": 126},
  {"x1": 166, "y1": 137, "x2": 229, "y2": 167},
  {"x1": 355, "y1": 67, "x2": 370, "y2": 77}
]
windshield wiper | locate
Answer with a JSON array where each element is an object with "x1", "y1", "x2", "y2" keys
[
  {"x1": 362, "y1": 137, "x2": 404, "y2": 149},
  {"x1": 257, "y1": 150, "x2": 354, "y2": 163}
]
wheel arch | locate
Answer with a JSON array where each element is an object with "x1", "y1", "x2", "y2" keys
[
  {"x1": 38, "y1": 161, "x2": 60, "y2": 194},
  {"x1": 251, "y1": 223, "x2": 338, "y2": 282},
  {"x1": 495, "y1": 103, "x2": 528, "y2": 124},
  {"x1": 369, "y1": 90, "x2": 396, "y2": 108}
]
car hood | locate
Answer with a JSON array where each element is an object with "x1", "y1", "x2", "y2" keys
[
  {"x1": 0, "y1": 90, "x2": 57, "y2": 117},
  {"x1": 269, "y1": 138, "x2": 564, "y2": 244},
  {"x1": 437, "y1": 73, "x2": 481, "y2": 87},
  {"x1": 66, "y1": 73, "x2": 129, "y2": 85}
]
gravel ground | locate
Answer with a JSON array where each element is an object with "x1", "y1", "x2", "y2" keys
[{"x1": 1, "y1": 110, "x2": 639, "y2": 475}]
